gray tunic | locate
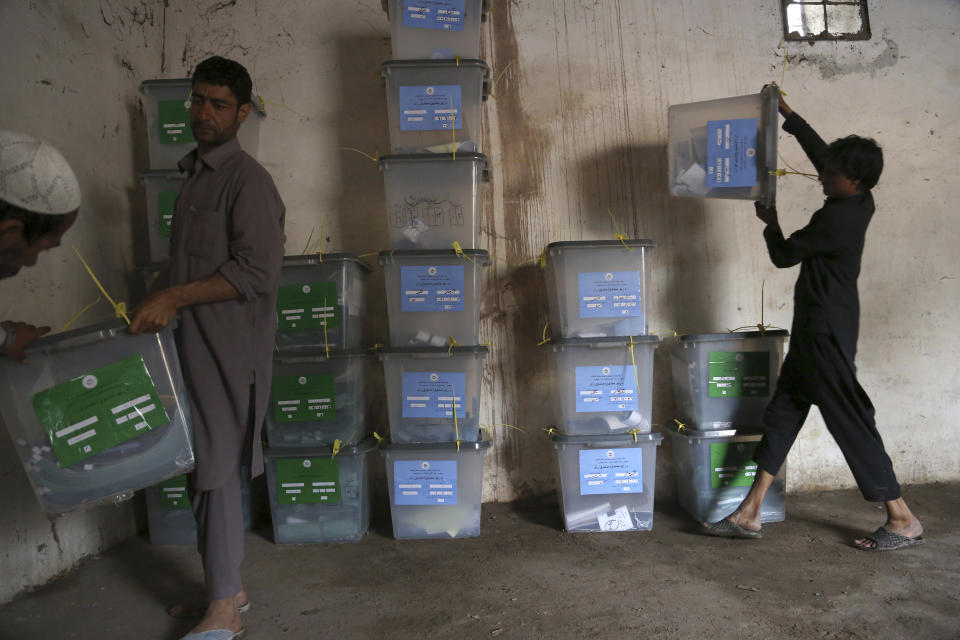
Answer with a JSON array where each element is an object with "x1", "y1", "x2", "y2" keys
[{"x1": 170, "y1": 136, "x2": 286, "y2": 490}]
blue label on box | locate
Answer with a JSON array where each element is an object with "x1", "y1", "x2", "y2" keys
[
  {"x1": 706, "y1": 118, "x2": 758, "y2": 188},
  {"x1": 578, "y1": 271, "x2": 643, "y2": 318},
  {"x1": 579, "y1": 448, "x2": 643, "y2": 496},
  {"x1": 402, "y1": 0, "x2": 466, "y2": 32},
  {"x1": 575, "y1": 366, "x2": 639, "y2": 413},
  {"x1": 400, "y1": 265, "x2": 465, "y2": 312},
  {"x1": 394, "y1": 460, "x2": 458, "y2": 505},
  {"x1": 399, "y1": 85, "x2": 463, "y2": 132},
  {"x1": 402, "y1": 371, "x2": 467, "y2": 419}
]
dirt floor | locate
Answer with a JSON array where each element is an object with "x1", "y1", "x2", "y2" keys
[{"x1": 1, "y1": 482, "x2": 958, "y2": 640}]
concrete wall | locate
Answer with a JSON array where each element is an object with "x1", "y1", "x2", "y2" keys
[
  {"x1": 1, "y1": 0, "x2": 958, "y2": 602},
  {"x1": 0, "y1": 1, "x2": 165, "y2": 604}
]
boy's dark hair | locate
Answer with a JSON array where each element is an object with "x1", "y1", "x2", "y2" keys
[
  {"x1": 191, "y1": 56, "x2": 252, "y2": 106},
  {"x1": 820, "y1": 135, "x2": 884, "y2": 191},
  {"x1": 0, "y1": 200, "x2": 67, "y2": 244}
]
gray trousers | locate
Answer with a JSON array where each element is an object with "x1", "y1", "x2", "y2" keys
[
  {"x1": 188, "y1": 384, "x2": 255, "y2": 601},
  {"x1": 190, "y1": 470, "x2": 245, "y2": 600}
]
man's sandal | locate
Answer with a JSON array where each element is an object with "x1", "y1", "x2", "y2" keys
[{"x1": 853, "y1": 526, "x2": 924, "y2": 551}]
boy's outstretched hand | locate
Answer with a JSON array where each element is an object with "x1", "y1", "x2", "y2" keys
[
  {"x1": 764, "y1": 82, "x2": 793, "y2": 117},
  {"x1": 755, "y1": 201, "x2": 778, "y2": 226}
]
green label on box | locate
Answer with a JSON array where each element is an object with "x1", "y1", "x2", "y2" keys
[
  {"x1": 158, "y1": 98, "x2": 195, "y2": 145},
  {"x1": 157, "y1": 190, "x2": 178, "y2": 237},
  {"x1": 710, "y1": 442, "x2": 760, "y2": 488},
  {"x1": 31, "y1": 354, "x2": 171, "y2": 468},
  {"x1": 272, "y1": 374, "x2": 336, "y2": 422},
  {"x1": 275, "y1": 457, "x2": 340, "y2": 505},
  {"x1": 158, "y1": 475, "x2": 191, "y2": 509},
  {"x1": 708, "y1": 351, "x2": 769, "y2": 398},
  {"x1": 276, "y1": 282, "x2": 339, "y2": 332}
]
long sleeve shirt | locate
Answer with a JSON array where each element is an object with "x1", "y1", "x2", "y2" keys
[
  {"x1": 170, "y1": 136, "x2": 286, "y2": 489},
  {"x1": 763, "y1": 112, "x2": 874, "y2": 362}
]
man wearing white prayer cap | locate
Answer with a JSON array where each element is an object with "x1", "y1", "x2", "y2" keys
[{"x1": 0, "y1": 130, "x2": 81, "y2": 360}]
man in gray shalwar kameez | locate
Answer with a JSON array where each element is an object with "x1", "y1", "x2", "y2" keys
[{"x1": 131, "y1": 56, "x2": 285, "y2": 640}]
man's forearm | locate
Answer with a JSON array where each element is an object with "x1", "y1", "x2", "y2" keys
[{"x1": 168, "y1": 272, "x2": 240, "y2": 309}]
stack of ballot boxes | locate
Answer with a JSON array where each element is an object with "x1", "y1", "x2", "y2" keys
[
  {"x1": 666, "y1": 330, "x2": 790, "y2": 524},
  {"x1": 541, "y1": 240, "x2": 663, "y2": 533},
  {"x1": 377, "y1": 1, "x2": 492, "y2": 539},
  {"x1": 135, "y1": 79, "x2": 267, "y2": 302},
  {"x1": 260, "y1": 253, "x2": 377, "y2": 544}
]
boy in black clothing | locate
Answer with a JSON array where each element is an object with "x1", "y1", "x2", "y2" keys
[{"x1": 702, "y1": 90, "x2": 924, "y2": 551}]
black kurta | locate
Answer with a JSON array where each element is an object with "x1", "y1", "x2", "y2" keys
[{"x1": 753, "y1": 112, "x2": 901, "y2": 502}]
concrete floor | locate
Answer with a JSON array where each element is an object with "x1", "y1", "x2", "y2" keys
[{"x1": 1, "y1": 483, "x2": 958, "y2": 640}]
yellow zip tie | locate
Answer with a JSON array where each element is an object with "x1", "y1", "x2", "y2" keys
[
  {"x1": 450, "y1": 381, "x2": 461, "y2": 452},
  {"x1": 542, "y1": 426, "x2": 559, "y2": 437},
  {"x1": 488, "y1": 59, "x2": 515, "y2": 100},
  {"x1": 262, "y1": 99, "x2": 307, "y2": 119},
  {"x1": 482, "y1": 424, "x2": 492, "y2": 438},
  {"x1": 481, "y1": 423, "x2": 526, "y2": 434},
  {"x1": 451, "y1": 241, "x2": 475, "y2": 264},
  {"x1": 357, "y1": 251, "x2": 379, "y2": 259},
  {"x1": 607, "y1": 208, "x2": 631, "y2": 250},
  {"x1": 539, "y1": 250, "x2": 548, "y2": 268},
  {"x1": 777, "y1": 40, "x2": 789, "y2": 96},
  {"x1": 72, "y1": 245, "x2": 130, "y2": 324},
  {"x1": 673, "y1": 418, "x2": 687, "y2": 432},
  {"x1": 301, "y1": 226, "x2": 316, "y2": 255},
  {"x1": 331, "y1": 439, "x2": 341, "y2": 458},
  {"x1": 372, "y1": 431, "x2": 383, "y2": 443},
  {"x1": 628, "y1": 428, "x2": 641, "y2": 443},
  {"x1": 339, "y1": 146, "x2": 379, "y2": 164},
  {"x1": 769, "y1": 168, "x2": 818, "y2": 179},
  {"x1": 537, "y1": 321, "x2": 551, "y2": 346},
  {"x1": 627, "y1": 337, "x2": 642, "y2": 412},
  {"x1": 322, "y1": 295, "x2": 330, "y2": 359},
  {"x1": 275, "y1": 342, "x2": 280, "y2": 353},
  {"x1": 368, "y1": 342, "x2": 384, "y2": 352},
  {"x1": 60, "y1": 296, "x2": 103, "y2": 332},
  {"x1": 447, "y1": 336, "x2": 458, "y2": 355}
]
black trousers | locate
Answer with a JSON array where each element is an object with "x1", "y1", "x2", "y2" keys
[{"x1": 753, "y1": 333, "x2": 901, "y2": 502}]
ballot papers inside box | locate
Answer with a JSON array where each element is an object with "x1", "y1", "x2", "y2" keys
[
  {"x1": 380, "y1": 435, "x2": 489, "y2": 539},
  {"x1": 266, "y1": 349, "x2": 372, "y2": 448},
  {"x1": 666, "y1": 427, "x2": 786, "y2": 525},
  {"x1": 378, "y1": 152, "x2": 489, "y2": 250},
  {"x1": 276, "y1": 254, "x2": 371, "y2": 351},
  {"x1": 0, "y1": 321, "x2": 194, "y2": 515},
  {"x1": 668, "y1": 86, "x2": 779, "y2": 207},
  {"x1": 544, "y1": 336, "x2": 658, "y2": 436},
  {"x1": 668, "y1": 330, "x2": 789, "y2": 432},
  {"x1": 552, "y1": 433, "x2": 663, "y2": 533},
  {"x1": 543, "y1": 240, "x2": 654, "y2": 340},
  {"x1": 265, "y1": 440, "x2": 374, "y2": 544},
  {"x1": 386, "y1": 0, "x2": 488, "y2": 60}
]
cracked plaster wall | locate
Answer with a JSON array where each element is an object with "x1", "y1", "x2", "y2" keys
[{"x1": 0, "y1": 0, "x2": 164, "y2": 605}]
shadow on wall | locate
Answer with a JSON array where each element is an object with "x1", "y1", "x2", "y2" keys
[
  {"x1": 332, "y1": 34, "x2": 392, "y2": 349},
  {"x1": 126, "y1": 93, "x2": 153, "y2": 305}
]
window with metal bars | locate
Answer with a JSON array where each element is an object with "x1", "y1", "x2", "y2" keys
[{"x1": 781, "y1": 1, "x2": 871, "y2": 41}]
